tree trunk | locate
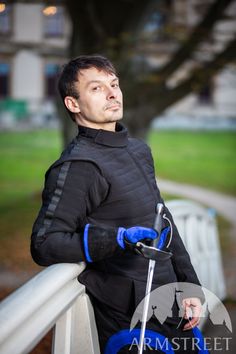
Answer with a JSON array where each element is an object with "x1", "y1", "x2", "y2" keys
[{"x1": 59, "y1": 0, "x2": 235, "y2": 144}]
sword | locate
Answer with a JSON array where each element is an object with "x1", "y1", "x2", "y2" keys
[{"x1": 138, "y1": 203, "x2": 170, "y2": 354}]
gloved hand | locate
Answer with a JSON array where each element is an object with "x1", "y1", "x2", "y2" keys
[
  {"x1": 82, "y1": 224, "x2": 169, "y2": 263},
  {"x1": 117, "y1": 226, "x2": 157, "y2": 249},
  {"x1": 120, "y1": 226, "x2": 171, "y2": 261}
]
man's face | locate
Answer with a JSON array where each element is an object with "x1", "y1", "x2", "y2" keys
[{"x1": 72, "y1": 67, "x2": 123, "y2": 129}]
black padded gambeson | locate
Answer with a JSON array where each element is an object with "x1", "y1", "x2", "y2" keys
[{"x1": 31, "y1": 123, "x2": 201, "y2": 312}]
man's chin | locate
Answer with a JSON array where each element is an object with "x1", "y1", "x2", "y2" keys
[
  {"x1": 108, "y1": 117, "x2": 123, "y2": 125},
  {"x1": 106, "y1": 113, "x2": 123, "y2": 122}
]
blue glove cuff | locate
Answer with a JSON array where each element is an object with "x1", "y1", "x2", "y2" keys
[
  {"x1": 117, "y1": 227, "x2": 126, "y2": 249},
  {"x1": 83, "y1": 224, "x2": 92, "y2": 262}
]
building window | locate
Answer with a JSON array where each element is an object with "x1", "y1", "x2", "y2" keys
[
  {"x1": 43, "y1": 6, "x2": 64, "y2": 37},
  {"x1": 45, "y1": 63, "x2": 60, "y2": 98},
  {"x1": 0, "y1": 62, "x2": 10, "y2": 97},
  {"x1": 0, "y1": 3, "x2": 12, "y2": 35}
]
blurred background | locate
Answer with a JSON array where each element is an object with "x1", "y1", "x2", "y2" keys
[{"x1": 0, "y1": 0, "x2": 236, "y2": 352}]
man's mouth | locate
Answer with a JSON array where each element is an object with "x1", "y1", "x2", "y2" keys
[{"x1": 104, "y1": 102, "x2": 121, "y2": 110}]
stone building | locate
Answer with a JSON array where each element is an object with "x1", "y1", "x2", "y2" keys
[
  {"x1": 0, "y1": 1, "x2": 70, "y2": 127},
  {"x1": 0, "y1": 0, "x2": 235, "y2": 129}
]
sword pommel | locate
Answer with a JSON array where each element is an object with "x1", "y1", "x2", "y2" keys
[{"x1": 156, "y1": 203, "x2": 164, "y2": 215}]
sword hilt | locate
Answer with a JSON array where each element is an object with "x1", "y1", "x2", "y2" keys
[
  {"x1": 129, "y1": 203, "x2": 172, "y2": 260},
  {"x1": 134, "y1": 241, "x2": 172, "y2": 261},
  {"x1": 152, "y1": 203, "x2": 165, "y2": 248}
]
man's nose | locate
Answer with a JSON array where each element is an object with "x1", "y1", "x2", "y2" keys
[{"x1": 107, "y1": 87, "x2": 117, "y2": 100}]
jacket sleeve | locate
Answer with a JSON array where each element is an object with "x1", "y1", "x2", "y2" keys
[{"x1": 31, "y1": 160, "x2": 120, "y2": 266}]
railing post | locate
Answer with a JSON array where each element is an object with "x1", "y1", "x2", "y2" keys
[
  {"x1": 52, "y1": 293, "x2": 100, "y2": 354},
  {"x1": 52, "y1": 307, "x2": 73, "y2": 354}
]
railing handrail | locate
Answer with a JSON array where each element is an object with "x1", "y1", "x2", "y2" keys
[{"x1": 0, "y1": 263, "x2": 86, "y2": 354}]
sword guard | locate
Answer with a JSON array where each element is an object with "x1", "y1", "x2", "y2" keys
[{"x1": 124, "y1": 238, "x2": 172, "y2": 261}]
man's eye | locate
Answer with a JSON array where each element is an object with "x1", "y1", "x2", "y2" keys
[
  {"x1": 112, "y1": 83, "x2": 119, "y2": 88},
  {"x1": 92, "y1": 86, "x2": 100, "y2": 91}
]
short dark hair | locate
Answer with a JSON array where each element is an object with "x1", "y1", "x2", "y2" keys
[
  {"x1": 57, "y1": 55, "x2": 117, "y2": 121},
  {"x1": 58, "y1": 54, "x2": 117, "y2": 101}
]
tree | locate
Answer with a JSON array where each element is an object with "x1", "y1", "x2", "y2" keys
[{"x1": 61, "y1": 0, "x2": 236, "y2": 144}]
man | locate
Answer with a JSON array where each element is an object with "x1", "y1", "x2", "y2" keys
[{"x1": 31, "y1": 55, "x2": 202, "y2": 353}]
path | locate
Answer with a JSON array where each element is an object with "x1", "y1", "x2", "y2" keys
[{"x1": 158, "y1": 178, "x2": 236, "y2": 234}]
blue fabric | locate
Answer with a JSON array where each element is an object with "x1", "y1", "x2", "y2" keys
[
  {"x1": 83, "y1": 224, "x2": 92, "y2": 262},
  {"x1": 117, "y1": 227, "x2": 126, "y2": 249},
  {"x1": 192, "y1": 327, "x2": 210, "y2": 353},
  {"x1": 104, "y1": 328, "x2": 174, "y2": 353},
  {"x1": 117, "y1": 226, "x2": 157, "y2": 249},
  {"x1": 157, "y1": 226, "x2": 170, "y2": 250},
  {"x1": 104, "y1": 327, "x2": 210, "y2": 353},
  {"x1": 117, "y1": 226, "x2": 170, "y2": 250}
]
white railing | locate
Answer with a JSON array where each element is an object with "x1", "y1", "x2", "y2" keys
[
  {"x1": 166, "y1": 199, "x2": 226, "y2": 300},
  {"x1": 0, "y1": 263, "x2": 100, "y2": 354},
  {"x1": 0, "y1": 200, "x2": 226, "y2": 354}
]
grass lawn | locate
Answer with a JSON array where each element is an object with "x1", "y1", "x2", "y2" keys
[
  {"x1": 148, "y1": 130, "x2": 236, "y2": 196},
  {"x1": 0, "y1": 130, "x2": 62, "y2": 272},
  {"x1": 0, "y1": 129, "x2": 62, "y2": 206},
  {"x1": 0, "y1": 128, "x2": 235, "y2": 272}
]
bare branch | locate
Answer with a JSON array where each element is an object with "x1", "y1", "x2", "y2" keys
[{"x1": 153, "y1": 0, "x2": 234, "y2": 80}]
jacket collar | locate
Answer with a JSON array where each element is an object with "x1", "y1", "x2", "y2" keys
[{"x1": 77, "y1": 123, "x2": 128, "y2": 147}]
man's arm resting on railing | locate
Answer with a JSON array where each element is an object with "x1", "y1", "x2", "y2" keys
[
  {"x1": 30, "y1": 161, "x2": 157, "y2": 266},
  {"x1": 31, "y1": 224, "x2": 158, "y2": 266},
  {"x1": 31, "y1": 160, "x2": 108, "y2": 266}
]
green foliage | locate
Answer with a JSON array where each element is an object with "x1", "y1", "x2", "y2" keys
[
  {"x1": 148, "y1": 130, "x2": 236, "y2": 196},
  {"x1": 0, "y1": 130, "x2": 62, "y2": 270}
]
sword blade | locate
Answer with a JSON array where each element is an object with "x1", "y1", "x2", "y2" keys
[
  {"x1": 138, "y1": 203, "x2": 164, "y2": 354},
  {"x1": 138, "y1": 259, "x2": 156, "y2": 354}
]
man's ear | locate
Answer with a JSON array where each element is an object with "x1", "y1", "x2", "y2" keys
[{"x1": 64, "y1": 96, "x2": 80, "y2": 114}]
